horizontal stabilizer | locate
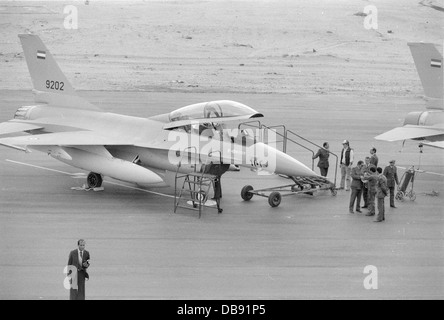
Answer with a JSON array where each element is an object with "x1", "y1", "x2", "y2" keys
[
  {"x1": 375, "y1": 125, "x2": 444, "y2": 141},
  {"x1": 422, "y1": 141, "x2": 444, "y2": 149},
  {"x1": 0, "y1": 121, "x2": 43, "y2": 135}
]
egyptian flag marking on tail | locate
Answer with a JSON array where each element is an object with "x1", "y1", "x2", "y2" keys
[
  {"x1": 37, "y1": 50, "x2": 46, "y2": 60},
  {"x1": 431, "y1": 58, "x2": 442, "y2": 68}
]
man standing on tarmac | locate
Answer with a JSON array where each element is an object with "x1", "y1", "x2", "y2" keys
[
  {"x1": 312, "y1": 142, "x2": 330, "y2": 177},
  {"x1": 363, "y1": 166, "x2": 378, "y2": 217},
  {"x1": 339, "y1": 140, "x2": 354, "y2": 191},
  {"x1": 375, "y1": 167, "x2": 388, "y2": 222},
  {"x1": 383, "y1": 160, "x2": 399, "y2": 208},
  {"x1": 361, "y1": 156, "x2": 373, "y2": 209},
  {"x1": 67, "y1": 239, "x2": 90, "y2": 300},
  {"x1": 370, "y1": 147, "x2": 379, "y2": 168},
  {"x1": 349, "y1": 160, "x2": 364, "y2": 214}
]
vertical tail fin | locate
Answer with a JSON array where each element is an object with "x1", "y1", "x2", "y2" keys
[
  {"x1": 19, "y1": 34, "x2": 75, "y2": 95},
  {"x1": 18, "y1": 34, "x2": 100, "y2": 111},
  {"x1": 408, "y1": 42, "x2": 443, "y2": 110}
]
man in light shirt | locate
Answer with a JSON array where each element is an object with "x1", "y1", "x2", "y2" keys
[{"x1": 339, "y1": 140, "x2": 354, "y2": 191}]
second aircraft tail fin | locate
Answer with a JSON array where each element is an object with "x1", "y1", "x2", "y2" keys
[{"x1": 408, "y1": 42, "x2": 443, "y2": 109}]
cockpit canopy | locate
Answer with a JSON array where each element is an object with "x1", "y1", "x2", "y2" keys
[{"x1": 169, "y1": 100, "x2": 263, "y2": 122}]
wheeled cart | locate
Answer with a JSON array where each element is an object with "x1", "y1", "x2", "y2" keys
[
  {"x1": 240, "y1": 176, "x2": 337, "y2": 207},
  {"x1": 396, "y1": 166, "x2": 416, "y2": 201}
]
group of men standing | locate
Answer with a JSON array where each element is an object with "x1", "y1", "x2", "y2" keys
[
  {"x1": 313, "y1": 140, "x2": 400, "y2": 222},
  {"x1": 338, "y1": 140, "x2": 399, "y2": 222}
]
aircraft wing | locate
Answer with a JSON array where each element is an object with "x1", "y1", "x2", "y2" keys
[
  {"x1": 0, "y1": 131, "x2": 134, "y2": 147},
  {"x1": 375, "y1": 125, "x2": 444, "y2": 141},
  {"x1": 163, "y1": 114, "x2": 262, "y2": 130},
  {"x1": 0, "y1": 121, "x2": 44, "y2": 135}
]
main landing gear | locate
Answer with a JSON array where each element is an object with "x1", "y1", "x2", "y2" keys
[{"x1": 86, "y1": 172, "x2": 103, "y2": 189}]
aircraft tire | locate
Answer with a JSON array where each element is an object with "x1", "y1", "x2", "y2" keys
[{"x1": 87, "y1": 172, "x2": 103, "y2": 189}]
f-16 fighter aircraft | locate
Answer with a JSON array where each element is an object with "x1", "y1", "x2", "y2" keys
[
  {"x1": 375, "y1": 42, "x2": 444, "y2": 149},
  {"x1": 0, "y1": 34, "x2": 319, "y2": 196}
]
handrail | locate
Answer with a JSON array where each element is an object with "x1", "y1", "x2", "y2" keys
[
  {"x1": 238, "y1": 120, "x2": 262, "y2": 130},
  {"x1": 262, "y1": 125, "x2": 315, "y2": 166},
  {"x1": 238, "y1": 120, "x2": 262, "y2": 143},
  {"x1": 262, "y1": 124, "x2": 287, "y2": 152}
]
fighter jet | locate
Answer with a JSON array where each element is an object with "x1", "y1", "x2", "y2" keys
[
  {"x1": 0, "y1": 34, "x2": 318, "y2": 194},
  {"x1": 375, "y1": 42, "x2": 444, "y2": 149}
]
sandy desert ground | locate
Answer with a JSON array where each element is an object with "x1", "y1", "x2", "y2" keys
[{"x1": 0, "y1": 0, "x2": 443, "y2": 300}]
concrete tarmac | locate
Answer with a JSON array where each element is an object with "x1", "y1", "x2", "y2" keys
[{"x1": 0, "y1": 90, "x2": 443, "y2": 299}]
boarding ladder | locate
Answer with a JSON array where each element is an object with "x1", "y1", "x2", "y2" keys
[
  {"x1": 174, "y1": 148, "x2": 223, "y2": 218},
  {"x1": 238, "y1": 120, "x2": 339, "y2": 186}
]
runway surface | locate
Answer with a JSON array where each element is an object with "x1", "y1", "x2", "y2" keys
[
  {"x1": 0, "y1": 0, "x2": 443, "y2": 300},
  {"x1": 1, "y1": 90, "x2": 443, "y2": 299}
]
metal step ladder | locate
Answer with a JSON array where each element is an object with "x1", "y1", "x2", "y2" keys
[{"x1": 174, "y1": 149, "x2": 223, "y2": 218}]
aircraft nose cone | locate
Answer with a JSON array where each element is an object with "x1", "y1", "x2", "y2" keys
[
  {"x1": 249, "y1": 142, "x2": 318, "y2": 177},
  {"x1": 275, "y1": 149, "x2": 318, "y2": 177}
]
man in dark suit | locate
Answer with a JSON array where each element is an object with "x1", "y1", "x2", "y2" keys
[
  {"x1": 383, "y1": 160, "x2": 399, "y2": 208},
  {"x1": 312, "y1": 142, "x2": 330, "y2": 177},
  {"x1": 349, "y1": 160, "x2": 364, "y2": 213},
  {"x1": 67, "y1": 239, "x2": 90, "y2": 300},
  {"x1": 369, "y1": 147, "x2": 379, "y2": 168}
]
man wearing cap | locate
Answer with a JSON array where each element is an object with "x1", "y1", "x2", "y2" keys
[
  {"x1": 383, "y1": 160, "x2": 399, "y2": 208},
  {"x1": 339, "y1": 140, "x2": 354, "y2": 191}
]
